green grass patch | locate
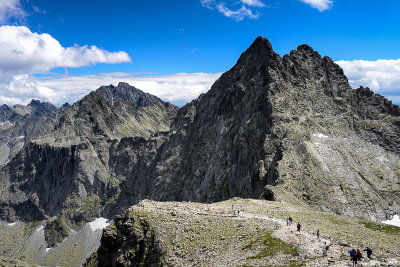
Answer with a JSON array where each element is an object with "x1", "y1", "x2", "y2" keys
[
  {"x1": 23, "y1": 220, "x2": 40, "y2": 236},
  {"x1": 245, "y1": 231, "x2": 297, "y2": 259},
  {"x1": 360, "y1": 221, "x2": 400, "y2": 235}
]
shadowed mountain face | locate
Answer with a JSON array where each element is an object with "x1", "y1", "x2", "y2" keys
[{"x1": 1, "y1": 37, "x2": 400, "y2": 225}]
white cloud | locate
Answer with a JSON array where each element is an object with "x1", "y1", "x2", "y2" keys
[
  {"x1": 0, "y1": 0, "x2": 25, "y2": 24},
  {"x1": 299, "y1": 0, "x2": 333, "y2": 12},
  {"x1": 240, "y1": 0, "x2": 265, "y2": 7},
  {"x1": 0, "y1": 26, "x2": 131, "y2": 74},
  {"x1": 216, "y1": 4, "x2": 259, "y2": 21},
  {"x1": 201, "y1": 0, "x2": 263, "y2": 21},
  {"x1": 0, "y1": 25, "x2": 132, "y2": 106},
  {"x1": 0, "y1": 72, "x2": 222, "y2": 106},
  {"x1": 336, "y1": 58, "x2": 400, "y2": 104}
]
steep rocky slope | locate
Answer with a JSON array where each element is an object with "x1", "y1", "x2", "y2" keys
[
  {"x1": 139, "y1": 37, "x2": 400, "y2": 221},
  {"x1": 86, "y1": 199, "x2": 400, "y2": 267},
  {"x1": 0, "y1": 83, "x2": 178, "y2": 222}
]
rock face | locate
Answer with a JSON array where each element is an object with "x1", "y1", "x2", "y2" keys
[
  {"x1": 144, "y1": 37, "x2": 400, "y2": 221},
  {"x1": 0, "y1": 83, "x2": 178, "y2": 222},
  {"x1": 85, "y1": 210, "x2": 164, "y2": 267}
]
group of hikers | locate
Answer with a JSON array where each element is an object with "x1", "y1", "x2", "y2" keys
[
  {"x1": 287, "y1": 215, "x2": 374, "y2": 264},
  {"x1": 231, "y1": 204, "x2": 243, "y2": 216},
  {"x1": 349, "y1": 247, "x2": 373, "y2": 265},
  {"x1": 287, "y1": 216, "x2": 302, "y2": 232}
]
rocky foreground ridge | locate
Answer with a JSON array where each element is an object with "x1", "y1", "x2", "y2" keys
[
  {"x1": 86, "y1": 199, "x2": 400, "y2": 267},
  {"x1": 0, "y1": 36, "x2": 400, "y2": 266}
]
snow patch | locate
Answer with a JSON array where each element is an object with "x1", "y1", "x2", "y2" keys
[
  {"x1": 7, "y1": 222, "x2": 17, "y2": 226},
  {"x1": 36, "y1": 225, "x2": 44, "y2": 232},
  {"x1": 17, "y1": 135, "x2": 25, "y2": 139},
  {"x1": 88, "y1": 217, "x2": 110, "y2": 231},
  {"x1": 46, "y1": 248, "x2": 51, "y2": 253},
  {"x1": 314, "y1": 142, "x2": 321, "y2": 146},
  {"x1": 382, "y1": 215, "x2": 400, "y2": 227},
  {"x1": 313, "y1": 133, "x2": 329, "y2": 138}
]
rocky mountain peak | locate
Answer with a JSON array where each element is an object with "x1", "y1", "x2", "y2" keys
[
  {"x1": 27, "y1": 99, "x2": 56, "y2": 115},
  {"x1": 96, "y1": 82, "x2": 163, "y2": 109},
  {"x1": 234, "y1": 36, "x2": 277, "y2": 69}
]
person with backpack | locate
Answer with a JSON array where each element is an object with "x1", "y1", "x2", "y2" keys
[
  {"x1": 288, "y1": 216, "x2": 293, "y2": 225},
  {"x1": 297, "y1": 222, "x2": 301, "y2": 232},
  {"x1": 349, "y1": 249, "x2": 357, "y2": 265},
  {"x1": 316, "y1": 229, "x2": 320, "y2": 239},
  {"x1": 322, "y1": 242, "x2": 329, "y2": 257},
  {"x1": 356, "y1": 249, "x2": 362, "y2": 261}
]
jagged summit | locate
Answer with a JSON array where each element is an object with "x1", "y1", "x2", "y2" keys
[{"x1": 96, "y1": 82, "x2": 169, "y2": 109}]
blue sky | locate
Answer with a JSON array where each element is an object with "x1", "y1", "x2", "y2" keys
[{"x1": 0, "y1": 0, "x2": 400, "y2": 106}]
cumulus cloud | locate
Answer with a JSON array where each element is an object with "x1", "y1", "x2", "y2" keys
[
  {"x1": 0, "y1": 26, "x2": 131, "y2": 74},
  {"x1": 0, "y1": 72, "x2": 222, "y2": 106},
  {"x1": 0, "y1": 0, "x2": 25, "y2": 24},
  {"x1": 336, "y1": 59, "x2": 400, "y2": 104},
  {"x1": 299, "y1": 0, "x2": 333, "y2": 12},
  {"x1": 201, "y1": 0, "x2": 264, "y2": 21},
  {"x1": 0, "y1": 25, "x2": 132, "y2": 106}
]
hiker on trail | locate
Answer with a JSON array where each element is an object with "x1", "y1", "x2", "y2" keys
[
  {"x1": 297, "y1": 222, "x2": 301, "y2": 232},
  {"x1": 363, "y1": 247, "x2": 372, "y2": 259},
  {"x1": 237, "y1": 210, "x2": 240, "y2": 216},
  {"x1": 287, "y1": 218, "x2": 290, "y2": 226},
  {"x1": 322, "y1": 242, "x2": 329, "y2": 257},
  {"x1": 349, "y1": 248, "x2": 357, "y2": 265},
  {"x1": 317, "y1": 229, "x2": 320, "y2": 239},
  {"x1": 288, "y1": 216, "x2": 293, "y2": 225},
  {"x1": 356, "y1": 249, "x2": 362, "y2": 261}
]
